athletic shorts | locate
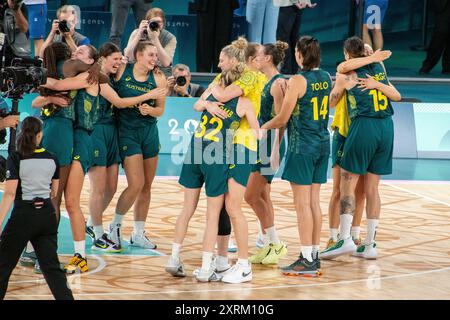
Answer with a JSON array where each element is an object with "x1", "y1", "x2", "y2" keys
[
  {"x1": 42, "y1": 117, "x2": 73, "y2": 167},
  {"x1": 340, "y1": 116, "x2": 393, "y2": 176},
  {"x1": 118, "y1": 123, "x2": 160, "y2": 161},
  {"x1": 282, "y1": 152, "x2": 329, "y2": 185},
  {"x1": 178, "y1": 147, "x2": 229, "y2": 197},
  {"x1": 364, "y1": 0, "x2": 388, "y2": 26},
  {"x1": 252, "y1": 133, "x2": 286, "y2": 183},
  {"x1": 228, "y1": 144, "x2": 257, "y2": 187},
  {"x1": 27, "y1": 4, "x2": 47, "y2": 39},
  {"x1": 331, "y1": 130, "x2": 346, "y2": 168},
  {"x1": 92, "y1": 123, "x2": 121, "y2": 167},
  {"x1": 73, "y1": 129, "x2": 94, "y2": 175}
]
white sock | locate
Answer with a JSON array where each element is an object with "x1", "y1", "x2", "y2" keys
[
  {"x1": 237, "y1": 258, "x2": 249, "y2": 268},
  {"x1": 312, "y1": 245, "x2": 320, "y2": 259},
  {"x1": 263, "y1": 233, "x2": 270, "y2": 245},
  {"x1": 171, "y1": 243, "x2": 181, "y2": 260},
  {"x1": 86, "y1": 216, "x2": 93, "y2": 227},
  {"x1": 201, "y1": 251, "x2": 213, "y2": 270},
  {"x1": 93, "y1": 225, "x2": 104, "y2": 240},
  {"x1": 216, "y1": 255, "x2": 229, "y2": 269},
  {"x1": 351, "y1": 226, "x2": 361, "y2": 240},
  {"x1": 265, "y1": 226, "x2": 280, "y2": 244},
  {"x1": 25, "y1": 242, "x2": 34, "y2": 254},
  {"x1": 74, "y1": 241, "x2": 86, "y2": 257},
  {"x1": 339, "y1": 214, "x2": 353, "y2": 240},
  {"x1": 330, "y1": 228, "x2": 339, "y2": 241},
  {"x1": 134, "y1": 221, "x2": 145, "y2": 235},
  {"x1": 301, "y1": 246, "x2": 313, "y2": 262},
  {"x1": 365, "y1": 219, "x2": 379, "y2": 245},
  {"x1": 112, "y1": 213, "x2": 124, "y2": 226}
]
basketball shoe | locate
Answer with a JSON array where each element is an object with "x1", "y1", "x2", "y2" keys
[
  {"x1": 92, "y1": 234, "x2": 122, "y2": 253},
  {"x1": 281, "y1": 255, "x2": 319, "y2": 276},
  {"x1": 165, "y1": 256, "x2": 187, "y2": 277},
  {"x1": 261, "y1": 242, "x2": 288, "y2": 265},
  {"x1": 221, "y1": 263, "x2": 252, "y2": 284},
  {"x1": 352, "y1": 242, "x2": 377, "y2": 259},
  {"x1": 64, "y1": 253, "x2": 88, "y2": 274},
  {"x1": 320, "y1": 237, "x2": 357, "y2": 260},
  {"x1": 129, "y1": 230, "x2": 157, "y2": 249}
]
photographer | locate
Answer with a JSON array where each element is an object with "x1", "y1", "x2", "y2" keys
[
  {"x1": 124, "y1": 7, "x2": 176, "y2": 77},
  {"x1": 0, "y1": 0, "x2": 30, "y2": 67},
  {"x1": 39, "y1": 5, "x2": 90, "y2": 58},
  {"x1": 0, "y1": 116, "x2": 74, "y2": 300},
  {"x1": 167, "y1": 63, "x2": 205, "y2": 97}
]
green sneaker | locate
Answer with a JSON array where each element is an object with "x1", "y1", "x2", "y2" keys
[
  {"x1": 249, "y1": 243, "x2": 271, "y2": 264},
  {"x1": 261, "y1": 243, "x2": 288, "y2": 265},
  {"x1": 19, "y1": 250, "x2": 37, "y2": 267},
  {"x1": 352, "y1": 242, "x2": 377, "y2": 259},
  {"x1": 320, "y1": 238, "x2": 356, "y2": 260},
  {"x1": 280, "y1": 256, "x2": 319, "y2": 276}
]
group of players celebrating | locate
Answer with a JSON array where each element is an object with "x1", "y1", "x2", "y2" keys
[{"x1": 19, "y1": 31, "x2": 400, "y2": 285}]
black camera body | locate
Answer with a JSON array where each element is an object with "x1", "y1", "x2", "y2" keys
[
  {"x1": 176, "y1": 76, "x2": 187, "y2": 87},
  {"x1": 0, "y1": 57, "x2": 47, "y2": 95},
  {"x1": 57, "y1": 20, "x2": 71, "y2": 34},
  {"x1": 149, "y1": 21, "x2": 159, "y2": 31}
]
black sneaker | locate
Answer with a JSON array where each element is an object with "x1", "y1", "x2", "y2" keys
[
  {"x1": 280, "y1": 255, "x2": 318, "y2": 276},
  {"x1": 85, "y1": 224, "x2": 95, "y2": 241},
  {"x1": 92, "y1": 234, "x2": 123, "y2": 253}
]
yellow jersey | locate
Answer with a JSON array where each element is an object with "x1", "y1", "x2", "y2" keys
[
  {"x1": 331, "y1": 92, "x2": 351, "y2": 138},
  {"x1": 213, "y1": 68, "x2": 267, "y2": 151}
]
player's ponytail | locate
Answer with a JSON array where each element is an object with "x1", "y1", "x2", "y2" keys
[
  {"x1": 17, "y1": 117, "x2": 43, "y2": 158},
  {"x1": 296, "y1": 36, "x2": 321, "y2": 71}
]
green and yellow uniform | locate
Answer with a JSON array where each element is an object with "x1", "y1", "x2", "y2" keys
[
  {"x1": 340, "y1": 62, "x2": 394, "y2": 175},
  {"x1": 282, "y1": 69, "x2": 332, "y2": 185},
  {"x1": 214, "y1": 68, "x2": 266, "y2": 187},
  {"x1": 331, "y1": 93, "x2": 350, "y2": 168},
  {"x1": 115, "y1": 63, "x2": 160, "y2": 161},
  {"x1": 252, "y1": 74, "x2": 287, "y2": 183},
  {"x1": 72, "y1": 88, "x2": 100, "y2": 174},
  {"x1": 40, "y1": 61, "x2": 77, "y2": 167},
  {"x1": 91, "y1": 83, "x2": 121, "y2": 168},
  {"x1": 179, "y1": 96, "x2": 241, "y2": 197}
]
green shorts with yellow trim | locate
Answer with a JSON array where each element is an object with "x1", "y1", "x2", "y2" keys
[
  {"x1": 340, "y1": 116, "x2": 393, "y2": 176},
  {"x1": 73, "y1": 129, "x2": 94, "y2": 175},
  {"x1": 92, "y1": 123, "x2": 121, "y2": 167},
  {"x1": 331, "y1": 130, "x2": 346, "y2": 168},
  {"x1": 228, "y1": 144, "x2": 258, "y2": 187},
  {"x1": 282, "y1": 151, "x2": 329, "y2": 185},
  {"x1": 252, "y1": 132, "x2": 286, "y2": 183},
  {"x1": 42, "y1": 117, "x2": 73, "y2": 167},
  {"x1": 178, "y1": 147, "x2": 229, "y2": 197},
  {"x1": 118, "y1": 123, "x2": 160, "y2": 161}
]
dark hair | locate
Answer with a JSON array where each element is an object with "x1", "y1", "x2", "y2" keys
[
  {"x1": 263, "y1": 41, "x2": 289, "y2": 67},
  {"x1": 296, "y1": 36, "x2": 321, "y2": 71},
  {"x1": 99, "y1": 42, "x2": 121, "y2": 58},
  {"x1": 42, "y1": 42, "x2": 71, "y2": 79},
  {"x1": 85, "y1": 45, "x2": 102, "y2": 84},
  {"x1": 17, "y1": 117, "x2": 43, "y2": 158},
  {"x1": 245, "y1": 42, "x2": 260, "y2": 62},
  {"x1": 344, "y1": 36, "x2": 366, "y2": 58}
]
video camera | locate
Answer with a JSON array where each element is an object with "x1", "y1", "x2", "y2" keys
[
  {"x1": 0, "y1": 57, "x2": 47, "y2": 181},
  {"x1": 0, "y1": 0, "x2": 22, "y2": 11}
]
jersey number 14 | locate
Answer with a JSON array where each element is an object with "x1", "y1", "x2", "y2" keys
[{"x1": 310, "y1": 96, "x2": 329, "y2": 121}]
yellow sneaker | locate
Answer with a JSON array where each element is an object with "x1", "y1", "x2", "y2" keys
[
  {"x1": 325, "y1": 238, "x2": 336, "y2": 249},
  {"x1": 261, "y1": 242, "x2": 288, "y2": 265},
  {"x1": 249, "y1": 244, "x2": 271, "y2": 264},
  {"x1": 64, "y1": 253, "x2": 88, "y2": 274}
]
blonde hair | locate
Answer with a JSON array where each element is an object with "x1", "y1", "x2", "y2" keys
[
  {"x1": 57, "y1": 5, "x2": 77, "y2": 20},
  {"x1": 220, "y1": 36, "x2": 248, "y2": 86}
]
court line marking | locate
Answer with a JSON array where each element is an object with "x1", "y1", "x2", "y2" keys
[
  {"x1": 7, "y1": 266, "x2": 450, "y2": 298},
  {"x1": 383, "y1": 182, "x2": 450, "y2": 207}
]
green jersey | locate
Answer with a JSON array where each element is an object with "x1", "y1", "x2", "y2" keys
[
  {"x1": 115, "y1": 63, "x2": 157, "y2": 129},
  {"x1": 287, "y1": 69, "x2": 332, "y2": 155},
  {"x1": 192, "y1": 95, "x2": 241, "y2": 153},
  {"x1": 96, "y1": 80, "x2": 115, "y2": 125},
  {"x1": 41, "y1": 61, "x2": 76, "y2": 121},
  {"x1": 347, "y1": 62, "x2": 394, "y2": 120},
  {"x1": 73, "y1": 88, "x2": 100, "y2": 132},
  {"x1": 259, "y1": 74, "x2": 285, "y2": 126}
]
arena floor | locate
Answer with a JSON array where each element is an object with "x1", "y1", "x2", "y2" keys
[{"x1": 3, "y1": 174, "x2": 449, "y2": 300}]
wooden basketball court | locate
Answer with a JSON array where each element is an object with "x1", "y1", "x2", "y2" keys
[{"x1": 4, "y1": 177, "x2": 450, "y2": 300}]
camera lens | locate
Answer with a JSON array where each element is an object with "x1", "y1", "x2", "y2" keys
[
  {"x1": 58, "y1": 20, "x2": 70, "y2": 33},
  {"x1": 149, "y1": 21, "x2": 159, "y2": 31},
  {"x1": 176, "y1": 76, "x2": 187, "y2": 87}
]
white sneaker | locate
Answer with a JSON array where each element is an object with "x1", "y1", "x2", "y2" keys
[
  {"x1": 352, "y1": 242, "x2": 378, "y2": 259},
  {"x1": 320, "y1": 237, "x2": 357, "y2": 260},
  {"x1": 129, "y1": 230, "x2": 157, "y2": 249},
  {"x1": 165, "y1": 256, "x2": 186, "y2": 277},
  {"x1": 221, "y1": 263, "x2": 252, "y2": 284},
  {"x1": 256, "y1": 232, "x2": 265, "y2": 249},
  {"x1": 108, "y1": 223, "x2": 122, "y2": 247},
  {"x1": 195, "y1": 268, "x2": 222, "y2": 282}
]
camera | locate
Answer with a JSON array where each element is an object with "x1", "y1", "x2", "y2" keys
[
  {"x1": 57, "y1": 20, "x2": 71, "y2": 34},
  {"x1": 1, "y1": 0, "x2": 22, "y2": 11},
  {"x1": 149, "y1": 21, "x2": 159, "y2": 31},
  {"x1": 0, "y1": 57, "x2": 47, "y2": 95},
  {"x1": 176, "y1": 76, "x2": 187, "y2": 87}
]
